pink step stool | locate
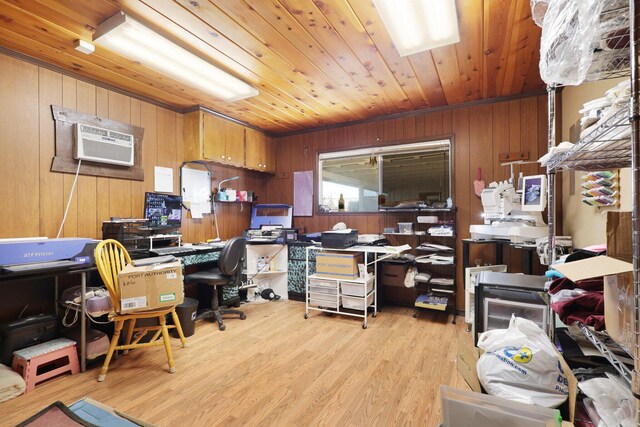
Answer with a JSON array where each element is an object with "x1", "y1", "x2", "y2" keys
[{"x1": 12, "y1": 338, "x2": 79, "y2": 392}]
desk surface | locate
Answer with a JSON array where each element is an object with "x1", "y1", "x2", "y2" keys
[{"x1": 308, "y1": 244, "x2": 411, "y2": 254}]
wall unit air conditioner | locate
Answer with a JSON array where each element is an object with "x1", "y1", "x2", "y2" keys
[{"x1": 74, "y1": 123, "x2": 135, "y2": 166}]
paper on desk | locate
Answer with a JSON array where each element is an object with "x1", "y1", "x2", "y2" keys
[
  {"x1": 385, "y1": 244, "x2": 411, "y2": 253},
  {"x1": 323, "y1": 228, "x2": 354, "y2": 234},
  {"x1": 190, "y1": 202, "x2": 210, "y2": 219}
]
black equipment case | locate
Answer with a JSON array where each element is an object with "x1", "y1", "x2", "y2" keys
[{"x1": 0, "y1": 314, "x2": 57, "y2": 365}]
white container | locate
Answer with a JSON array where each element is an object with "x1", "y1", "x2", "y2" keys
[
  {"x1": 309, "y1": 284, "x2": 338, "y2": 295},
  {"x1": 309, "y1": 277, "x2": 337, "y2": 287},
  {"x1": 341, "y1": 278, "x2": 374, "y2": 297},
  {"x1": 309, "y1": 294, "x2": 340, "y2": 308},
  {"x1": 398, "y1": 222, "x2": 413, "y2": 234},
  {"x1": 342, "y1": 293, "x2": 374, "y2": 311}
]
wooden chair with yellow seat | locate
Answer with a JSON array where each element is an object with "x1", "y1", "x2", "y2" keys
[{"x1": 94, "y1": 239, "x2": 187, "y2": 382}]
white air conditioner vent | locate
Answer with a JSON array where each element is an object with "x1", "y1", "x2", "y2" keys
[{"x1": 74, "y1": 123, "x2": 135, "y2": 166}]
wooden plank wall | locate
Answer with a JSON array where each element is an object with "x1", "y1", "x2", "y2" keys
[
  {"x1": 0, "y1": 53, "x2": 265, "y2": 244},
  {"x1": 265, "y1": 95, "x2": 553, "y2": 309}
]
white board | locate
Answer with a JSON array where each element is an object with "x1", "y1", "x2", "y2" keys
[{"x1": 181, "y1": 165, "x2": 211, "y2": 206}]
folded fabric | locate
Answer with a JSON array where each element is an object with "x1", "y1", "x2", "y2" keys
[
  {"x1": 0, "y1": 363, "x2": 25, "y2": 403},
  {"x1": 551, "y1": 291, "x2": 605, "y2": 331},
  {"x1": 549, "y1": 276, "x2": 604, "y2": 294}
]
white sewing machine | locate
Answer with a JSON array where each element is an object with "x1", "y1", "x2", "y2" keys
[{"x1": 469, "y1": 181, "x2": 548, "y2": 244}]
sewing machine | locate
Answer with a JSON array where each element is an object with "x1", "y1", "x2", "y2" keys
[{"x1": 469, "y1": 181, "x2": 548, "y2": 244}]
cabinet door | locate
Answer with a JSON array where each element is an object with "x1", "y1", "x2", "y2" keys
[
  {"x1": 244, "y1": 128, "x2": 264, "y2": 170},
  {"x1": 264, "y1": 136, "x2": 276, "y2": 173},
  {"x1": 224, "y1": 121, "x2": 245, "y2": 167},
  {"x1": 202, "y1": 113, "x2": 225, "y2": 162},
  {"x1": 182, "y1": 110, "x2": 204, "y2": 161}
]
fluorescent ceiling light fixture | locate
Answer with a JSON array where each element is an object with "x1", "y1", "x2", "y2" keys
[
  {"x1": 373, "y1": 0, "x2": 460, "y2": 56},
  {"x1": 93, "y1": 12, "x2": 258, "y2": 102},
  {"x1": 74, "y1": 39, "x2": 95, "y2": 55}
]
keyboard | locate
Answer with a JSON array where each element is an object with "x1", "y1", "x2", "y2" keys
[
  {"x1": 150, "y1": 246, "x2": 197, "y2": 256},
  {"x1": 1, "y1": 260, "x2": 86, "y2": 274}
]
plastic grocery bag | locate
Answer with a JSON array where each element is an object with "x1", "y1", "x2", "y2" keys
[{"x1": 476, "y1": 316, "x2": 570, "y2": 407}]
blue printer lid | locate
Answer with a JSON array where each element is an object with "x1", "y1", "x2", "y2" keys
[{"x1": 250, "y1": 204, "x2": 292, "y2": 229}]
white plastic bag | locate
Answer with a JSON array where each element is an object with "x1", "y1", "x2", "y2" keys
[
  {"x1": 579, "y1": 373, "x2": 634, "y2": 427},
  {"x1": 476, "y1": 316, "x2": 569, "y2": 407}
]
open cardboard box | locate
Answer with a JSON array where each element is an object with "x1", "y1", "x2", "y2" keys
[{"x1": 457, "y1": 335, "x2": 577, "y2": 426}]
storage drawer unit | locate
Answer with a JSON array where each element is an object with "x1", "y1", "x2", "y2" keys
[
  {"x1": 341, "y1": 278, "x2": 374, "y2": 297},
  {"x1": 342, "y1": 293, "x2": 374, "y2": 311}
]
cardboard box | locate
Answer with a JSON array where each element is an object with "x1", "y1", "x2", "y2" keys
[
  {"x1": 457, "y1": 335, "x2": 577, "y2": 424},
  {"x1": 604, "y1": 272, "x2": 633, "y2": 354},
  {"x1": 315, "y1": 252, "x2": 362, "y2": 279},
  {"x1": 379, "y1": 260, "x2": 410, "y2": 287},
  {"x1": 607, "y1": 211, "x2": 632, "y2": 264},
  {"x1": 118, "y1": 261, "x2": 184, "y2": 313},
  {"x1": 553, "y1": 256, "x2": 634, "y2": 359}
]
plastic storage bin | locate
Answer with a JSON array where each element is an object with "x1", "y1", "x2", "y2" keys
[
  {"x1": 309, "y1": 293, "x2": 341, "y2": 309},
  {"x1": 342, "y1": 293, "x2": 374, "y2": 311},
  {"x1": 341, "y1": 278, "x2": 374, "y2": 297},
  {"x1": 440, "y1": 385, "x2": 562, "y2": 427}
]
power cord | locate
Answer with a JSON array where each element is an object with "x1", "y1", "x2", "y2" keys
[{"x1": 56, "y1": 159, "x2": 82, "y2": 238}]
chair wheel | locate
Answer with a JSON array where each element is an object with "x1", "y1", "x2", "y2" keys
[
  {"x1": 219, "y1": 324, "x2": 226, "y2": 331},
  {"x1": 304, "y1": 314, "x2": 308, "y2": 319},
  {"x1": 240, "y1": 313, "x2": 246, "y2": 320},
  {"x1": 372, "y1": 313, "x2": 377, "y2": 318},
  {"x1": 362, "y1": 323, "x2": 367, "y2": 329}
]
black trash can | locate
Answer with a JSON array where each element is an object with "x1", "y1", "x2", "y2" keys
[{"x1": 172, "y1": 297, "x2": 199, "y2": 338}]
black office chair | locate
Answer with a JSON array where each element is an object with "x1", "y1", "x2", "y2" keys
[{"x1": 185, "y1": 237, "x2": 247, "y2": 331}]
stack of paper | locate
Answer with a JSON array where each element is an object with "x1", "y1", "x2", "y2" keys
[
  {"x1": 430, "y1": 277, "x2": 454, "y2": 286},
  {"x1": 428, "y1": 226, "x2": 454, "y2": 236},
  {"x1": 417, "y1": 243, "x2": 453, "y2": 252},
  {"x1": 416, "y1": 254, "x2": 454, "y2": 265}
]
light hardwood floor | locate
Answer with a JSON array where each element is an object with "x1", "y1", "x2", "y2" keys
[{"x1": 0, "y1": 301, "x2": 470, "y2": 426}]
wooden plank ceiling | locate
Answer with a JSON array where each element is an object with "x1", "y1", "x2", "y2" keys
[{"x1": 0, "y1": 0, "x2": 544, "y2": 135}]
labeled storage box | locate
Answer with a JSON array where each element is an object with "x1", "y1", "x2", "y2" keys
[
  {"x1": 321, "y1": 229, "x2": 358, "y2": 249},
  {"x1": 315, "y1": 252, "x2": 362, "y2": 279},
  {"x1": 118, "y1": 260, "x2": 184, "y2": 313},
  {"x1": 342, "y1": 293, "x2": 374, "y2": 311}
]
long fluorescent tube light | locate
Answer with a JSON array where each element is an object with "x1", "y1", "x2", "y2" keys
[
  {"x1": 94, "y1": 12, "x2": 258, "y2": 102},
  {"x1": 373, "y1": 0, "x2": 460, "y2": 56}
]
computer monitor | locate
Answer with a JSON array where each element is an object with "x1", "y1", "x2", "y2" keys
[
  {"x1": 521, "y1": 175, "x2": 547, "y2": 211},
  {"x1": 144, "y1": 192, "x2": 182, "y2": 228}
]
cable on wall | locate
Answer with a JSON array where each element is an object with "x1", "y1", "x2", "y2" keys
[{"x1": 56, "y1": 159, "x2": 82, "y2": 238}]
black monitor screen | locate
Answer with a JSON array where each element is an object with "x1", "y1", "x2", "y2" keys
[{"x1": 144, "y1": 192, "x2": 182, "y2": 228}]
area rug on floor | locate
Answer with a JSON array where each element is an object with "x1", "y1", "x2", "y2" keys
[
  {"x1": 15, "y1": 401, "x2": 97, "y2": 427},
  {"x1": 16, "y1": 398, "x2": 155, "y2": 427}
]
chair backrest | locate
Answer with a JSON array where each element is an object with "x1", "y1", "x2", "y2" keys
[
  {"x1": 94, "y1": 239, "x2": 131, "y2": 308},
  {"x1": 218, "y1": 237, "x2": 246, "y2": 283}
]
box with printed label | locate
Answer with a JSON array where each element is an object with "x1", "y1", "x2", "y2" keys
[
  {"x1": 117, "y1": 261, "x2": 184, "y2": 313},
  {"x1": 315, "y1": 252, "x2": 362, "y2": 279}
]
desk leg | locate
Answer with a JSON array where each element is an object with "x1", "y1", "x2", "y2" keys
[
  {"x1": 80, "y1": 272, "x2": 86, "y2": 373},
  {"x1": 463, "y1": 241, "x2": 470, "y2": 269},
  {"x1": 523, "y1": 249, "x2": 533, "y2": 275},
  {"x1": 496, "y1": 243, "x2": 504, "y2": 265}
]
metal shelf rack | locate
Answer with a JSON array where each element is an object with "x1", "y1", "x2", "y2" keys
[{"x1": 543, "y1": 0, "x2": 639, "y2": 417}]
